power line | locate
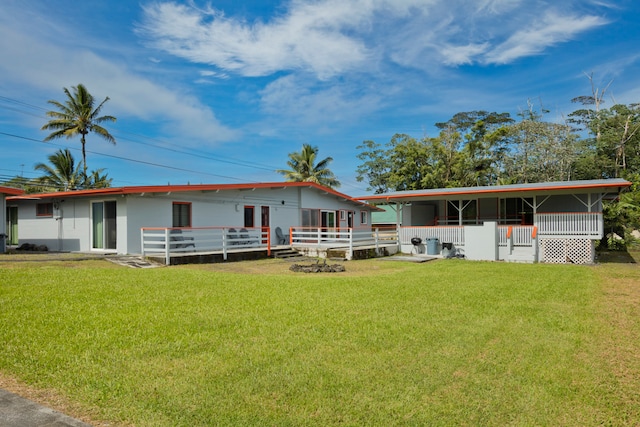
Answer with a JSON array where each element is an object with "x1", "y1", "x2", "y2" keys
[
  {"x1": 0, "y1": 94, "x2": 277, "y2": 173},
  {"x1": 0, "y1": 131, "x2": 255, "y2": 183}
]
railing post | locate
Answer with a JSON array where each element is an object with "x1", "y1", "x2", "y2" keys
[
  {"x1": 164, "y1": 228, "x2": 171, "y2": 266},
  {"x1": 532, "y1": 226, "x2": 539, "y2": 262},
  {"x1": 222, "y1": 228, "x2": 228, "y2": 261},
  {"x1": 141, "y1": 228, "x2": 145, "y2": 258},
  {"x1": 349, "y1": 228, "x2": 353, "y2": 259},
  {"x1": 374, "y1": 228, "x2": 380, "y2": 254},
  {"x1": 267, "y1": 228, "x2": 271, "y2": 257}
]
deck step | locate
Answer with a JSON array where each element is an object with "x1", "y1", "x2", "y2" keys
[{"x1": 272, "y1": 248, "x2": 304, "y2": 259}]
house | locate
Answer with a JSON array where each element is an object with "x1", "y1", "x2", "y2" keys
[
  {"x1": 357, "y1": 179, "x2": 632, "y2": 264},
  {"x1": 6, "y1": 182, "x2": 381, "y2": 261},
  {"x1": 1, "y1": 186, "x2": 24, "y2": 253}
]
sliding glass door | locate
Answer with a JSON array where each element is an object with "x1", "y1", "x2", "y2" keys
[{"x1": 92, "y1": 201, "x2": 116, "y2": 250}]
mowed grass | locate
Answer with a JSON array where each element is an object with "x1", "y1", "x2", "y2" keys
[{"x1": 0, "y1": 256, "x2": 638, "y2": 426}]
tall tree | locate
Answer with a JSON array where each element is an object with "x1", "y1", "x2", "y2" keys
[
  {"x1": 33, "y1": 148, "x2": 84, "y2": 191},
  {"x1": 41, "y1": 84, "x2": 116, "y2": 178},
  {"x1": 436, "y1": 111, "x2": 514, "y2": 186},
  {"x1": 277, "y1": 144, "x2": 341, "y2": 188},
  {"x1": 355, "y1": 140, "x2": 392, "y2": 194}
]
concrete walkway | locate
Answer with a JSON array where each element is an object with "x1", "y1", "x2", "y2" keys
[{"x1": 0, "y1": 389, "x2": 91, "y2": 427}]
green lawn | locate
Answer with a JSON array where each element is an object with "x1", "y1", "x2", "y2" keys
[{"x1": 1, "y1": 257, "x2": 638, "y2": 426}]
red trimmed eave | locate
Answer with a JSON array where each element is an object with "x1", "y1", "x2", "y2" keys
[
  {"x1": 0, "y1": 186, "x2": 24, "y2": 196},
  {"x1": 6, "y1": 181, "x2": 382, "y2": 210},
  {"x1": 355, "y1": 180, "x2": 633, "y2": 202}
]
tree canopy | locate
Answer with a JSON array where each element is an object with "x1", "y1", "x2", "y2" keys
[
  {"x1": 278, "y1": 144, "x2": 341, "y2": 188},
  {"x1": 41, "y1": 84, "x2": 116, "y2": 178}
]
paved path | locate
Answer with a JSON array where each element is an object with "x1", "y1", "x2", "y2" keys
[{"x1": 0, "y1": 389, "x2": 91, "y2": 427}]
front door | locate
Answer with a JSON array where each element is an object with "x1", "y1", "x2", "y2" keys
[
  {"x1": 92, "y1": 201, "x2": 116, "y2": 250},
  {"x1": 321, "y1": 210, "x2": 337, "y2": 239},
  {"x1": 261, "y1": 206, "x2": 269, "y2": 243},
  {"x1": 7, "y1": 206, "x2": 18, "y2": 245}
]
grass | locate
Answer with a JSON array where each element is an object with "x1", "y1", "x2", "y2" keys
[{"x1": 1, "y1": 255, "x2": 639, "y2": 426}]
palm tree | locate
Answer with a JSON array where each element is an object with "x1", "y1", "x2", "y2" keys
[
  {"x1": 41, "y1": 84, "x2": 116, "y2": 178},
  {"x1": 277, "y1": 144, "x2": 341, "y2": 188},
  {"x1": 84, "y1": 168, "x2": 112, "y2": 189},
  {"x1": 34, "y1": 149, "x2": 84, "y2": 191}
]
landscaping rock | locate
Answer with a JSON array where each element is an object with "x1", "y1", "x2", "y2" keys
[{"x1": 289, "y1": 260, "x2": 346, "y2": 273}]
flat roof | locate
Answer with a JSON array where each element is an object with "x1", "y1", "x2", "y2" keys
[{"x1": 356, "y1": 179, "x2": 632, "y2": 202}]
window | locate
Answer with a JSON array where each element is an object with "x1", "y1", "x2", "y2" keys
[
  {"x1": 244, "y1": 205, "x2": 254, "y2": 227},
  {"x1": 340, "y1": 210, "x2": 346, "y2": 221},
  {"x1": 360, "y1": 210, "x2": 368, "y2": 225},
  {"x1": 301, "y1": 209, "x2": 319, "y2": 227},
  {"x1": 36, "y1": 203, "x2": 53, "y2": 217},
  {"x1": 173, "y1": 202, "x2": 191, "y2": 227}
]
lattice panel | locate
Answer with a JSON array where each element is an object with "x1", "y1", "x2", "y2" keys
[{"x1": 540, "y1": 239, "x2": 594, "y2": 264}]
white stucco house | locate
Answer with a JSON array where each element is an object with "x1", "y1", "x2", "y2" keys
[
  {"x1": 1, "y1": 185, "x2": 23, "y2": 253},
  {"x1": 359, "y1": 179, "x2": 632, "y2": 264},
  {"x1": 6, "y1": 182, "x2": 381, "y2": 260}
]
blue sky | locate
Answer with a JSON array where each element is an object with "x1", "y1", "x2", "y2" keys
[{"x1": 1, "y1": 0, "x2": 639, "y2": 195}]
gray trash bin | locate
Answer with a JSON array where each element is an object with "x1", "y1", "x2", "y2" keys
[
  {"x1": 426, "y1": 237, "x2": 439, "y2": 255},
  {"x1": 441, "y1": 242, "x2": 453, "y2": 258}
]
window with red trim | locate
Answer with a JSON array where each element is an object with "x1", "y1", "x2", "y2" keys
[
  {"x1": 36, "y1": 203, "x2": 53, "y2": 217},
  {"x1": 172, "y1": 202, "x2": 191, "y2": 227}
]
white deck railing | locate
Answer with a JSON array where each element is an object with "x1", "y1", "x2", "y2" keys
[
  {"x1": 535, "y1": 212, "x2": 603, "y2": 238},
  {"x1": 400, "y1": 226, "x2": 465, "y2": 246},
  {"x1": 289, "y1": 227, "x2": 398, "y2": 256},
  {"x1": 141, "y1": 227, "x2": 270, "y2": 265},
  {"x1": 498, "y1": 226, "x2": 535, "y2": 246}
]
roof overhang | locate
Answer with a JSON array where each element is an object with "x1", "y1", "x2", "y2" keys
[
  {"x1": 356, "y1": 179, "x2": 632, "y2": 203},
  {"x1": 6, "y1": 181, "x2": 382, "y2": 210},
  {"x1": 0, "y1": 186, "x2": 25, "y2": 196}
]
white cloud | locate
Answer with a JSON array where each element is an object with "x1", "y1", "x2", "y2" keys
[
  {"x1": 0, "y1": 3, "x2": 238, "y2": 146},
  {"x1": 140, "y1": 0, "x2": 610, "y2": 79},
  {"x1": 139, "y1": 1, "x2": 375, "y2": 79},
  {"x1": 257, "y1": 74, "x2": 383, "y2": 130},
  {"x1": 484, "y1": 11, "x2": 609, "y2": 64}
]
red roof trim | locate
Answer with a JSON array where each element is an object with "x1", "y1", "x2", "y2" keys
[
  {"x1": 357, "y1": 181, "x2": 632, "y2": 201},
  {"x1": 0, "y1": 186, "x2": 24, "y2": 196},
  {"x1": 6, "y1": 181, "x2": 379, "y2": 209}
]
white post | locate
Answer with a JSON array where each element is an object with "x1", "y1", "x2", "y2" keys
[
  {"x1": 164, "y1": 228, "x2": 171, "y2": 266},
  {"x1": 374, "y1": 227, "x2": 380, "y2": 254},
  {"x1": 140, "y1": 228, "x2": 145, "y2": 258},
  {"x1": 222, "y1": 228, "x2": 228, "y2": 261},
  {"x1": 349, "y1": 228, "x2": 354, "y2": 259}
]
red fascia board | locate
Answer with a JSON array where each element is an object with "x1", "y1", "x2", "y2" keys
[
  {"x1": 357, "y1": 181, "x2": 632, "y2": 202},
  {"x1": 0, "y1": 186, "x2": 24, "y2": 196},
  {"x1": 7, "y1": 181, "x2": 380, "y2": 209}
]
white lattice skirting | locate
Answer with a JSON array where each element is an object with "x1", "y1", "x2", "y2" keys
[{"x1": 540, "y1": 238, "x2": 595, "y2": 264}]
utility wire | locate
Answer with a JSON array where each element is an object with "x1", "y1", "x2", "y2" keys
[{"x1": 0, "y1": 132, "x2": 254, "y2": 183}]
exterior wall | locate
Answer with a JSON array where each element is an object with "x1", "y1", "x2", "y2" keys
[
  {"x1": 12, "y1": 186, "x2": 374, "y2": 255},
  {"x1": 14, "y1": 199, "x2": 91, "y2": 252},
  {"x1": 124, "y1": 188, "x2": 303, "y2": 254},
  {"x1": 299, "y1": 187, "x2": 373, "y2": 229},
  {"x1": 464, "y1": 222, "x2": 498, "y2": 261}
]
